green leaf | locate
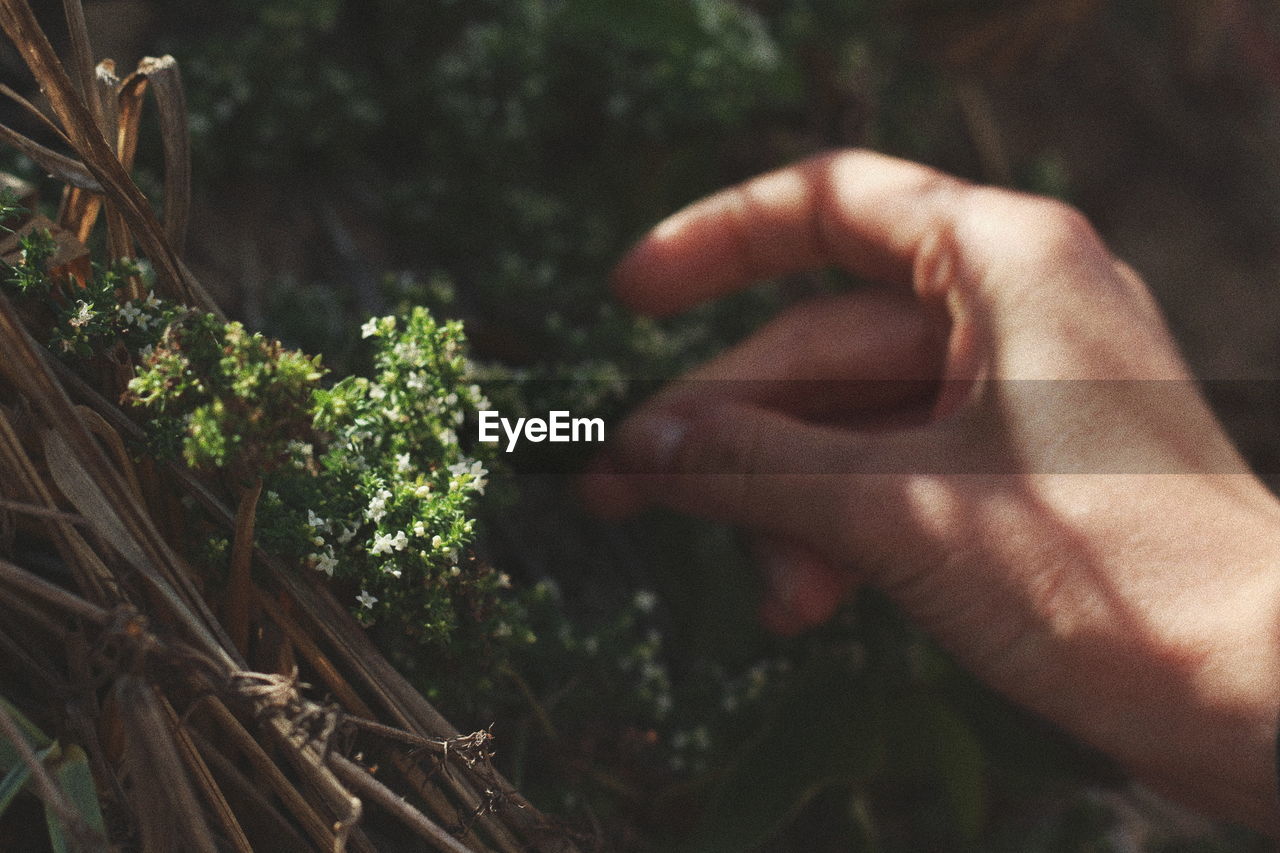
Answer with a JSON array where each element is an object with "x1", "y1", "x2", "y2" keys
[
  {"x1": 887, "y1": 693, "x2": 988, "y2": 843},
  {"x1": 44, "y1": 744, "x2": 106, "y2": 853},
  {"x1": 0, "y1": 696, "x2": 52, "y2": 773},
  {"x1": 0, "y1": 701, "x2": 106, "y2": 849},
  {"x1": 0, "y1": 697, "x2": 56, "y2": 823},
  {"x1": 677, "y1": 648, "x2": 886, "y2": 853},
  {"x1": 923, "y1": 701, "x2": 987, "y2": 841},
  {"x1": 0, "y1": 758, "x2": 33, "y2": 818},
  {"x1": 847, "y1": 792, "x2": 883, "y2": 853}
]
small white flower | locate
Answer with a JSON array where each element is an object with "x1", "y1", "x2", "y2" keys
[
  {"x1": 356, "y1": 589, "x2": 377, "y2": 609},
  {"x1": 438, "y1": 428, "x2": 458, "y2": 446},
  {"x1": 311, "y1": 535, "x2": 325, "y2": 547},
  {"x1": 447, "y1": 459, "x2": 488, "y2": 495},
  {"x1": 143, "y1": 291, "x2": 161, "y2": 309},
  {"x1": 335, "y1": 523, "x2": 357, "y2": 545},
  {"x1": 68, "y1": 300, "x2": 94, "y2": 329},
  {"x1": 496, "y1": 572, "x2": 512, "y2": 589},
  {"x1": 413, "y1": 483, "x2": 432, "y2": 498},
  {"x1": 413, "y1": 521, "x2": 426, "y2": 537},
  {"x1": 313, "y1": 549, "x2": 338, "y2": 577},
  {"x1": 406, "y1": 372, "x2": 428, "y2": 392},
  {"x1": 368, "y1": 384, "x2": 387, "y2": 401},
  {"x1": 137, "y1": 344, "x2": 154, "y2": 360},
  {"x1": 118, "y1": 302, "x2": 142, "y2": 324},
  {"x1": 361, "y1": 317, "x2": 380, "y2": 338},
  {"x1": 307, "y1": 509, "x2": 327, "y2": 531},
  {"x1": 634, "y1": 590, "x2": 658, "y2": 614},
  {"x1": 366, "y1": 488, "x2": 393, "y2": 522},
  {"x1": 370, "y1": 530, "x2": 407, "y2": 555},
  {"x1": 393, "y1": 341, "x2": 423, "y2": 363},
  {"x1": 431, "y1": 534, "x2": 444, "y2": 549},
  {"x1": 396, "y1": 452, "x2": 412, "y2": 473}
]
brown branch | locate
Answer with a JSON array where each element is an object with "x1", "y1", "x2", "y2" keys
[
  {"x1": 226, "y1": 477, "x2": 263, "y2": 657},
  {"x1": 0, "y1": 555, "x2": 116, "y2": 626},
  {"x1": 330, "y1": 751, "x2": 475, "y2": 853}
]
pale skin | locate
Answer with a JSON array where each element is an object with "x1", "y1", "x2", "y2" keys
[{"x1": 581, "y1": 150, "x2": 1280, "y2": 833}]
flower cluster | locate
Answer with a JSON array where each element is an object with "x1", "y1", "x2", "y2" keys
[
  {"x1": 55, "y1": 276, "x2": 181, "y2": 360},
  {"x1": 3, "y1": 223, "x2": 57, "y2": 296},
  {"x1": 126, "y1": 312, "x2": 325, "y2": 479},
  {"x1": 0, "y1": 214, "x2": 174, "y2": 360},
  {"x1": 267, "y1": 307, "x2": 503, "y2": 643}
]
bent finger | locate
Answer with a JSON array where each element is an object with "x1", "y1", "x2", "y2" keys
[
  {"x1": 613, "y1": 149, "x2": 970, "y2": 316},
  {"x1": 605, "y1": 398, "x2": 944, "y2": 558},
  {"x1": 669, "y1": 288, "x2": 948, "y2": 422}
]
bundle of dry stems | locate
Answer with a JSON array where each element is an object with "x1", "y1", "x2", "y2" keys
[{"x1": 0, "y1": 1, "x2": 578, "y2": 850}]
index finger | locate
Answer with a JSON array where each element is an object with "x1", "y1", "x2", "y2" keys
[{"x1": 612, "y1": 149, "x2": 970, "y2": 316}]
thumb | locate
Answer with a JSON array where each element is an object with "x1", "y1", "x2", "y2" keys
[{"x1": 605, "y1": 398, "x2": 937, "y2": 559}]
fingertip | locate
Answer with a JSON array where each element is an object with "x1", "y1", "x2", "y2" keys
[
  {"x1": 759, "y1": 597, "x2": 807, "y2": 638},
  {"x1": 612, "y1": 198, "x2": 741, "y2": 316},
  {"x1": 611, "y1": 236, "x2": 682, "y2": 317},
  {"x1": 756, "y1": 539, "x2": 857, "y2": 634}
]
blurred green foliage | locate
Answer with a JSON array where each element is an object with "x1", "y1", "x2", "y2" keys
[{"x1": 160, "y1": 0, "x2": 947, "y2": 373}]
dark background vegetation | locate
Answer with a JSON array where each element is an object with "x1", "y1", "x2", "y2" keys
[{"x1": 7, "y1": 1, "x2": 1280, "y2": 850}]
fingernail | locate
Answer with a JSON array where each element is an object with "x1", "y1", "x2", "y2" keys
[{"x1": 619, "y1": 412, "x2": 687, "y2": 473}]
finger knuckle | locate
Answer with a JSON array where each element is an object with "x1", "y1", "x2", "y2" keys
[{"x1": 1011, "y1": 197, "x2": 1103, "y2": 262}]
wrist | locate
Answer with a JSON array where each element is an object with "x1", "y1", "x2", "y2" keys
[
  {"x1": 1075, "y1": 484, "x2": 1280, "y2": 832},
  {"x1": 1131, "y1": 577, "x2": 1280, "y2": 832}
]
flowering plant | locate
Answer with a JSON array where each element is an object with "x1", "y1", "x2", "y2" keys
[{"x1": 1, "y1": 216, "x2": 516, "y2": 660}]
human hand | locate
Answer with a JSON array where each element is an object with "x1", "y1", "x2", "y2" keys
[{"x1": 583, "y1": 150, "x2": 1280, "y2": 831}]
